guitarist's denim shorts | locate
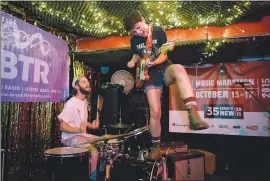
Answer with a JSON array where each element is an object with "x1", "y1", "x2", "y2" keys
[{"x1": 144, "y1": 68, "x2": 169, "y2": 93}]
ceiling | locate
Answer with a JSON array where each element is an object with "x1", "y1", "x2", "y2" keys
[{"x1": 2, "y1": 1, "x2": 270, "y2": 67}]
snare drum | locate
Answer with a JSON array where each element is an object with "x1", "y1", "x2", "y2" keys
[
  {"x1": 124, "y1": 127, "x2": 152, "y2": 157},
  {"x1": 44, "y1": 147, "x2": 89, "y2": 181}
]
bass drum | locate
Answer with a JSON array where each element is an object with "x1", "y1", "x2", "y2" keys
[{"x1": 110, "y1": 156, "x2": 166, "y2": 181}]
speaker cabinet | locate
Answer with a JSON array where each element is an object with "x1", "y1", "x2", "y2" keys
[{"x1": 167, "y1": 151, "x2": 205, "y2": 181}]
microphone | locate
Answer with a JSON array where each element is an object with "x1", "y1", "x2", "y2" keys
[{"x1": 233, "y1": 81, "x2": 250, "y2": 85}]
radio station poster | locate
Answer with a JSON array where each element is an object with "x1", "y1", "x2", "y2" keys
[
  {"x1": 169, "y1": 61, "x2": 270, "y2": 137},
  {"x1": 1, "y1": 12, "x2": 69, "y2": 102}
]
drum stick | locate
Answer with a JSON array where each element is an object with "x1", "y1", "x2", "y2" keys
[{"x1": 96, "y1": 95, "x2": 104, "y2": 120}]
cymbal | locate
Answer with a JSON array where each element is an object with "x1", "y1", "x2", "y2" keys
[
  {"x1": 101, "y1": 134, "x2": 128, "y2": 141},
  {"x1": 82, "y1": 126, "x2": 150, "y2": 144},
  {"x1": 108, "y1": 123, "x2": 131, "y2": 129},
  {"x1": 124, "y1": 126, "x2": 150, "y2": 138},
  {"x1": 81, "y1": 133, "x2": 130, "y2": 144}
]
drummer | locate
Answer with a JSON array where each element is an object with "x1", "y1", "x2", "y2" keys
[{"x1": 58, "y1": 76, "x2": 101, "y2": 181}]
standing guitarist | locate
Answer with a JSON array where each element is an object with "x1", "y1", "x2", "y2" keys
[{"x1": 123, "y1": 9, "x2": 209, "y2": 160}]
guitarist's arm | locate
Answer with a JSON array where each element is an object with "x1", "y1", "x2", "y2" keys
[
  {"x1": 131, "y1": 54, "x2": 140, "y2": 63},
  {"x1": 127, "y1": 54, "x2": 140, "y2": 68},
  {"x1": 149, "y1": 41, "x2": 175, "y2": 66},
  {"x1": 153, "y1": 53, "x2": 168, "y2": 65},
  {"x1": 152, "y1": 26, "x2": 170, "y2": 66}
]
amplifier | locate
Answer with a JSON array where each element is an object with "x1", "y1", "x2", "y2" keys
[
  {"x1": 161, "y1": 141, "x2": 188, "y2": 155},
  {"x1": 166, "y1": 151, "x2": 205, "y2": 181}
]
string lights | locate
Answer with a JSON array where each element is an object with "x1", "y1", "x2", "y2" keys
[
  {"x1": 143, "y1": 1, "x2": 187, "y2": 29},
  {"x1": 225, "y1": 1, "x2": 251, "y2": 25},
  {"x1": 28, "y1": 1, "x2": 251, "y2": 37},
  {"x1": 200, "y1": 1, "x2": 251, "y2": 57},
  {"x1": 204, "y1": 39, "x2": 227, "y2": 58},
  {"x1": 31, "y1": 1, "x2": 125, "y2": 37},
  {"x1": 142, "y1": 1, "x2": 251, "y2": 29}
]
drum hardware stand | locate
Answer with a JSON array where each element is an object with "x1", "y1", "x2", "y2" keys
[
  {"x1": 137, "y1": 150, "x2": 146, "y2": 161},
  {"x1": 104, "y1": 153, "x2": 125, "y2": 181},
  {"x1": 1, "y1": 149, "x2": 5, "y2": 181},
  {"x1": 149, "y1": 157, "x2": 168, "y2": 181},
  {"x1": 100, "y1": 127, "x2": 108, "y2": 135},
  {"x1": 104, "y1": 159, "x2": 112, "y2": 181},
  {"x1": 124, "y1": 123, "x2": 135, "y2": 134},
  {"x1": 118, "y1": 107, "x2": 123, "y2": 134},
  {"x1": 161, "y1": 157, "x2": 168, "y2": 181}
]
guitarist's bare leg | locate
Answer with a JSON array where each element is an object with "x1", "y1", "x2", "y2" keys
[
  {"x1": 146, "y1": 88, "x2": 163, "y2": 160},
  {"x1": 164, "y1": 64, "x2": 209, "y2": 130}
]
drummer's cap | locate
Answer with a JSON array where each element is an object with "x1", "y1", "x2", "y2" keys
[{"x1": 72, "y1": 77, "x2": 79, "y2": 88}]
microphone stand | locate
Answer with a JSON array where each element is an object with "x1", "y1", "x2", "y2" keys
[
  {"x1": 239, "y1": 84, "x2": 270, "y2": 117},
  {"x1": 118, "y1": 106, "x2": 122, "y2": 134}
]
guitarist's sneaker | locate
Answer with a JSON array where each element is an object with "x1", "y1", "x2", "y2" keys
[
  {"x1": 146, "y1": 144, "x2": 162, "y2": 160},
  {"x1": 188, "y1": 104, "x2": 209, "y2": 130}
]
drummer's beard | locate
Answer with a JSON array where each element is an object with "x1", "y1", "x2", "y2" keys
[{"x1": 79, "y1": 85, "x2": 91, "y2": 95}]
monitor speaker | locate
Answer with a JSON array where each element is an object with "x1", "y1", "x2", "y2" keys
[{"x1": 167, "y1": 151, "x2": 205, "y2": 180}]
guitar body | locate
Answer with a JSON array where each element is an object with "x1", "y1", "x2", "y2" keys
[
  {"x1": 135, "y1": 54, "x2": 150, "y2": 88},
  {"x1": 135, "y1": 41, "x2": 175, "y2": 89}
]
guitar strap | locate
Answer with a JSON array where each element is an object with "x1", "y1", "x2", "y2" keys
[{"x1": 145, "y1": 25, "x2": 153, "y2": 56}]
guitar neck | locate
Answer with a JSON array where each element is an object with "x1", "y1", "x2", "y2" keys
[
  {"x1": 149, "y1": 48, "x2": 161, "y2": 62},
  {"x1": 148, "y1": 41, "x2": 174, "y2": 62}
]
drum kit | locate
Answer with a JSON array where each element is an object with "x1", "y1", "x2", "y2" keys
[
  {"x1": 44, "y1": 71, "x2": 168, "y2": 181},
  {"x1": 44, "y1": 126, "x2": 168, "y2": 181}
]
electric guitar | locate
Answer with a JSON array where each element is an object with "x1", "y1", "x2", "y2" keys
[{"x1": 135, "y1": 40, "x2": 175, "y2": 88}]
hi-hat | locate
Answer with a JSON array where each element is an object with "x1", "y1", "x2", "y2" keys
[{"x1": 108, "y1": 123, "x2": 131, "y2": 129}]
